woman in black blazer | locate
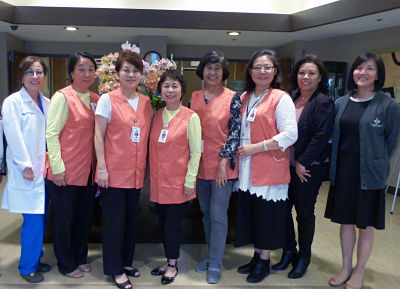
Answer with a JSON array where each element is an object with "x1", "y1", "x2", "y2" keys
[{"x1": 272, "y1": 54, "x2": 334, "y2": 278}]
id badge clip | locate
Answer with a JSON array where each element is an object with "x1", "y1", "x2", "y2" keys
[
  {"x1": 131, "y1": 127, "x2": 140, "y2": 143},
  {"x1": 158, "y1": 129, "x2": 168, "y2": 143}
]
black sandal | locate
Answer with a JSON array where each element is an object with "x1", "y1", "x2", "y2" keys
[
  {"x1": 151, "y1": 266, "x2": 166, "y2": 276},
  {"x1": 113, "y1": 276, "x2": 132, "y2": 289},
  {"x1": 124, "y1": 268, "x2": 140, "y2": 277},
  {"x1": 151, "y1": 259, "x2": 168, "y2": 276},
  {"x1": 161, "y1": 263, "x2": 178, "y2": 285}
]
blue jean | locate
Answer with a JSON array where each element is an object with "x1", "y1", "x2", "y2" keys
[
  {"x1": 19, "y1": 213, "x2": 45, "y2": 275},
  {"x1": 196, "y1": 179, "x2": 233, "y2": 268}
]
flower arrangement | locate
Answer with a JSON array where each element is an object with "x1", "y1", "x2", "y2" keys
[
  {"x1": 96, "y1": 41, "x2": 177, "y2": 110},
  {"x1": 97, "y1": 52, "x2": 120, "y2": 94},
  {"x1": 142, "y1": 58, "x2": 177, "y2": 109}
]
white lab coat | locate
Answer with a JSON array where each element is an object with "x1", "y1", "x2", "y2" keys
[{"x1": 1, "y1": 87, "x2": 49, "y2": 214}]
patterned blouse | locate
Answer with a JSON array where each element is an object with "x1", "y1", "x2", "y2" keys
[{"x1": 218, "y1": 92, "x2": 242, "y2": 170}]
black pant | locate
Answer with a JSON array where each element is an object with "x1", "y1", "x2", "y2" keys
[
  {"x1": 155, "y1": 202, "x2": 187, "y2": 260},
  {"x1": 47, "y1": 180, "x2": 96, "y2": 274},
  {"x1": 285, "y1": 163, "x2": 327, "y2": 258},
  {"x1": 101, "y1": 187, "x2": 140, "y2": 276}
]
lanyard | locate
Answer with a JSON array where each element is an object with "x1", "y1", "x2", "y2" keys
[
  {"x1": 245, "y1": 89, "x2": 269, "y2": 118},
  {"x1": 37, "y1": 94, "x2": 44, "y2": 114}
]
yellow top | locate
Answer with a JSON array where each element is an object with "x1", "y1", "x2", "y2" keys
[
  {"x1": 46, "y1": 90, "x2": 91, "y2": 174},
  {"x1": 162, "y1": 107, "x2": 202, "y2": 189}
]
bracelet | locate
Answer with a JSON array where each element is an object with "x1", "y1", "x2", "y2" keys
[
  {"x1": 263, "y1": 140, "x2": 268, "y2": 152},
  {"x1": 98, "y1": 169, "x2": 107, "y2": 173}
]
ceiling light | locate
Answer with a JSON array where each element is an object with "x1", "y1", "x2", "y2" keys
[
  {"x1": 227, "y1": 31, "x2": 241, "y2": 36},
  {"x1": 65, "y1": 26, "x2": 78, "y2": 31}
]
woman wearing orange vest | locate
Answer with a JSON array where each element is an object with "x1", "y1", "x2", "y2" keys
[
  {"x1": 95, "y1": 50, "x2": 152, "y2": 289},
  {"x1": 149, "y1": 69, "x2": 201, "y2": 285},
  {"x1": 235, "y1": 49, "x2": 297, "y2": 283},
  {"x1": 46, "y1": 52, "x2": 99, "y2": 278},
  {"x1": 190, "y1": 51, "x2": 241, "y2": 284}
]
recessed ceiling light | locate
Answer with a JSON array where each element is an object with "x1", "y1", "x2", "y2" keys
[
  {"x1": 65, "y1": 26, "x2": 78, "y2": 31},
  {"x1": 227, "y1": 31, "x2": 241, "y2": 36}
]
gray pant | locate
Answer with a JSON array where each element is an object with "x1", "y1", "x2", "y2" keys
[{"x1": 196, "y1": 179, "x2": 233, "y2": 268}]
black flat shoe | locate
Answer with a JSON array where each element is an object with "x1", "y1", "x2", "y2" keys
[
  {"x1": 20, "y1": 271, "x2": 44, "y2": 283},
  {"x1": 112, "y1": 276, "x2": 132, "y2": 289},
  {"x1": 287, "y1": 257, "x2": 310, "y2": 279},
  {"x1": 246, "y1": 258, "x2": 270, "y2": 283},
  {"x1": 151, "y1": 266, "x2": 166, "y2": 276},
  {"x1": 237, "y1": 251, "x2": 260, "y2": 274},
  {"x1": 272, "y1": 250, "x2": 298, "y2": 271},
  {"x1": 161, "y1": 263, "x2": 178, "y2": 285},
  {"x1": 38, "y1": 262, "x2": 51, "y2": 273},
  {"x1": 124, "y1": 268, "x2": 140, "y2": 277}
]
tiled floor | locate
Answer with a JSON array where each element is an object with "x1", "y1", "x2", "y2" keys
[{"x1": 0, "y1": 182, "x2": 398, "y2": 289}]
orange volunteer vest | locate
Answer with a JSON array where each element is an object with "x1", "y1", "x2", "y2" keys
[
  {"x1": 240, "y1": 88, "x2": 291, "y2": 186},
  {"x1": 99, "y1": 89, "x2": 152, "y2": 188},
  {"x1": 191, "y1": 87, "x2": 239, "y2": 180},
  {"x1": 149, "y1": 106, "x2": 196, "y2": 204},
  {"x1": 47, "y1": 85, "x2": 99, "y2": 186}
]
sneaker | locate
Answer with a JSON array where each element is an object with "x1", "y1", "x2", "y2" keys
[
  {"x1": 195, "y1": 259, "x2": 208, "y2": 273},
  {"x1": 206, "y1": 267, "x2": 221, "y2": 284},
  {"x1": 38, "y1": 262, "x2": 51, "y2": 273},
  {"x1": 20, "y1": 271, "x2": 44, "y2": 283}
]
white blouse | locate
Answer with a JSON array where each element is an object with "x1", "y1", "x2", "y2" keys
[
  {"x1": 236, "y1": 91, "x2": 297, "y2": 201},
  {"x1": 95, "y1": 93, "x2": 139, "y2": 122}
]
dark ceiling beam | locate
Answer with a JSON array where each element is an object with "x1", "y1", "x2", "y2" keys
[
  {"x1": 11, "y1": 6, "x2": 290, "y2": 32},
  {"x1": 291, "y1": 0, "x2": 400, "y2": 31},
  {"x1": 0, "y1": 1, "x2": 14, "y2": 23}
]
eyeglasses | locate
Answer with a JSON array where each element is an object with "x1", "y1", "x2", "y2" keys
[
  {"x1": 251, "y1": 65, "x2": 274, "y2": 72},
  {"x1": 25, "y1": 69, "x2": 44, "y2": 76}
]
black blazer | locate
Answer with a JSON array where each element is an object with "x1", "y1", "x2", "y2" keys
[{"x1": 293, "y1": 91, "x2": 334, "y2": 168}]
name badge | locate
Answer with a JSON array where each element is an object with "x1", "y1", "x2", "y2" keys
[
  {"x1": 241, "y1": 128, "x2": 250, "y2": 140},
  {"x1": 131, "y1": 127, "x2": 140, "y2": 143},
  {"x1": 247, "y1": 108, "x2": 257, "y2": 122},
  {"x1": 158, "y1": 129, "x2": 168, "y2": 143}
]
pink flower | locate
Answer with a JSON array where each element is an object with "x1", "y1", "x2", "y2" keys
[
  {"x1": 121, "y1": 41, "x2": 140, "y2": 54},
  {"x1": 142, "y1": 60, "x2": 150, "y2": 70},
  {"x1": 130, "y1": 44, "x2": 140, "y2": 55},
  {"x1": 159, "y1": 58, "x2": 169, "y2": 69},
  {"x1": 121, "y1": 41, "x2": 131, "y2": 51},
  {"x1": 96, "y1": 65, "x2": 106, "y2": 74},
  {"x1": 152, "y1": 61, "x2": 160, "y2": 69}
]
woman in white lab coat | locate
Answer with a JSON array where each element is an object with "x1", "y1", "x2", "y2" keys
[{"x1": 1, "y1": 56, "x2": 51, "y2": 283}]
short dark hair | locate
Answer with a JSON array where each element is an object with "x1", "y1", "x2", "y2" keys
[
  {"x1": 347, "y1": 52, "x2": 385, "y2": 93},
  {"x1": 115, "y1": 50, "x2": 143, "y2": 73},
  {"x1": 196, "y1": 50, "x2": 229, "y2": 81},
  {"x1": 244, "y1": 49, "x2": 281, "y2": 93},
  {"x1": 289, "y1": 54, "x2": 329, "y2": 96},
  {"x1": 157, "y1": 69, "x2": 186, "y2": 96},
  {"x1": 18, "y1": 55, "x2": 48, "y2": 84},
  {"x1": 68, "y1": 52, "x2": 97, "y2": 83}
]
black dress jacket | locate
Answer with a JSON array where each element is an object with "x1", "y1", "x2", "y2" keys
[{"x1": 293, "y1": 90, "x2": 335, "y2": 168}]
